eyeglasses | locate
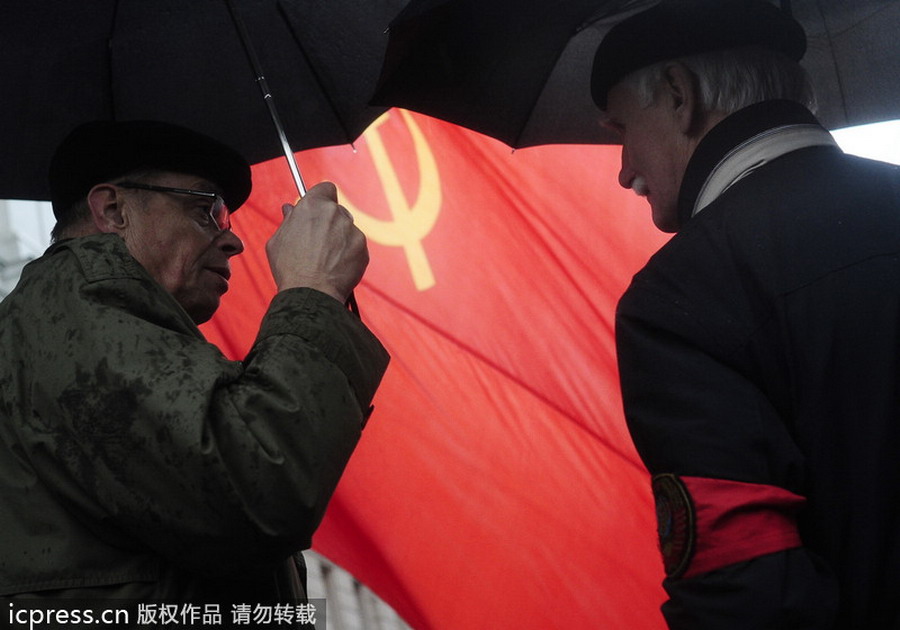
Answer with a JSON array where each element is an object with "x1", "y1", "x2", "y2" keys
[{"x1": 117, "y1": 181, "x2": 231, "y2": 231}]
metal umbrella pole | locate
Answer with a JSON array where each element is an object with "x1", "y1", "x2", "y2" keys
[
  {"x1": 224, "y1": 0, "x2": 359, "y2": 315},
  {"x1": 224, "y1": 0, "x2": 308, "y2": 197}
]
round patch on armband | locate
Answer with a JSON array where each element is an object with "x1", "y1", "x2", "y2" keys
[{"x1": 651, "y1": 473, "x2": 696, "y2": 578}]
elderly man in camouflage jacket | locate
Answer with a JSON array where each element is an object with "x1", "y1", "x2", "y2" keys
[{"x1": 0, "y1": 121, "x2": 389, "y2": 610}]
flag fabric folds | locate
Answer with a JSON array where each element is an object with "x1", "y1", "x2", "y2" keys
[{"x1": 201, "y1": 110, "x2": 671, "y2": 629}]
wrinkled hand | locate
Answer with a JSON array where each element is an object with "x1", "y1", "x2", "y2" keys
[{"x1": 266, "y1": 182, "x2": 368, "y2": 303}]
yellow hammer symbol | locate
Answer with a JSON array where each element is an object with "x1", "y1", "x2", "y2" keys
[{"x1": 340, "y1": 110, "x2": 442, "y2": 291}]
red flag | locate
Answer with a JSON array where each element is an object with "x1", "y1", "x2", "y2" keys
[{"x1": 202, "y1": 110, "x2": 670, "y2": 629}]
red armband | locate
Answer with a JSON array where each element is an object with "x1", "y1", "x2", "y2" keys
[{"x1": 652, "y1": 474, "x2": 805, "y2": 579}]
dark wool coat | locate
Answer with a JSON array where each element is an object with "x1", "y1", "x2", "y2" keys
[{"x1": 617, "y1": 101, "x2": 900, "y2": 629}]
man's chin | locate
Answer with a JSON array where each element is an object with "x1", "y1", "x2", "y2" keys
[
  {"x1": 650, "y1": 204, "x2": 680, "y2": 233},
  {"x1": 185, "y1": 297, "x2": 221, "y2": 325}
]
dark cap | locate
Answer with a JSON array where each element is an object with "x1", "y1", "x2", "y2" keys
[
  {"x1": 591, "y1": 0, "x2": 806, "y2": 109},
  {"x1": 49, "y1": 120, "x2": 252, "y2": 219}
]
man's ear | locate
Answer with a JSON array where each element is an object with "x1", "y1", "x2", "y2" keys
[
  {"x1": 661, "y1": 62, "x2": 700, "y2": 135},
  {"x1": 86, "y1": 184, "x2": 128, "y2": 233}
]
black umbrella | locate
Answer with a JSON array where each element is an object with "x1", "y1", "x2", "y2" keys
[
  {"x1": 1, "y1": 0, "x2": 403, "y2": 202},
  {"x1": 371, "y1": 0, "x2": 900, "y2": 148}
]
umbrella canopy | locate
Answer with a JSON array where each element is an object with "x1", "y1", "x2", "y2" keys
[
  {"x1": 371, "y1": 0, "x2": 900, "y2": 148},
  {"x1": 1, "y1": 0, "x2": 403, "y2": 202}
]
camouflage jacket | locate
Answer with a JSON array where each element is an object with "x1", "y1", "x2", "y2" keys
[{"x1": 0, "y1": 234, "x2": 389, "y2": 604}]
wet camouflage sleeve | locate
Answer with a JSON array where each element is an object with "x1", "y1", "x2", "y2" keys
[{"x1": 0, "y1": 235, "x2": 389, "y2": 579}]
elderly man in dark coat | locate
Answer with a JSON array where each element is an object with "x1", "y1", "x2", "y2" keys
[{"x1": 593, "y1": 1, "x2": 900, "y2": 627}]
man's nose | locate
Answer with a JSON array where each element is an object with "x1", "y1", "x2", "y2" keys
[
  {"x1": 618, "y1": 145, "x2": 635, "y2": 190},
  {"x1": 217, "y1": 229, "x2": 245, "y2": 257}
]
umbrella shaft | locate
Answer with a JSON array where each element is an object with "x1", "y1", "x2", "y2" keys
[
  {"x1": 258, "y1": 76, "x2": 308, "y2": 197},
  {"x1": 224, "y1": 0, "x2": 306, "y2": 197},
  {"x1": 223, "y1": 0, "x2": 358, "y2": 318}
]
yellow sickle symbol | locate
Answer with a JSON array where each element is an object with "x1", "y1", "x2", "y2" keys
[{"x1": 340, "y1": 110, "x2": 442, "y2": 291}]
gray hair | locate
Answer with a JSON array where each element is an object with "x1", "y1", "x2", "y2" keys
[
  {"x1": 624, "y1": 46, "x2": 816, "y2": 115},
  {"x1": 50, "y1": 168, "x2": 163, "y2": 243}
]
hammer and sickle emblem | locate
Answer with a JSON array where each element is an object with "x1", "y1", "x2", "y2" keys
[{"x1": 340, "y1": 109, "x2": 442, "y2": 291}]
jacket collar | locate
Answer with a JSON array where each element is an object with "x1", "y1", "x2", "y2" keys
[{"x1": 676, "y1": 100, "x2": 836, "y2": 227}]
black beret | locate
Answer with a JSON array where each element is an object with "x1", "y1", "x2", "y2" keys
[
  {"x1": 591, "y1": 0, "x2": 807, "y2": 109},
  {"x1": 49, "y1": 120, "x2": 252, "y2": 219}
]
